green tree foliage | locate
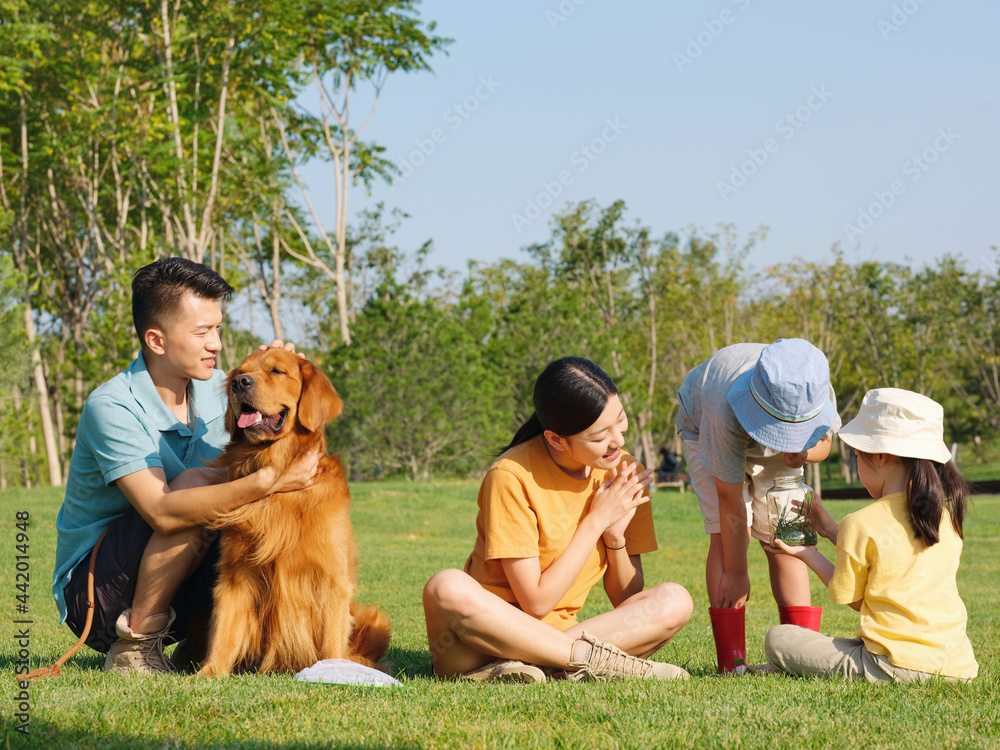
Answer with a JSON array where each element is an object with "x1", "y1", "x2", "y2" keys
[
  {"x1": 316, "y1": 201, "x2": 996, "y2": 480},
  {"x1": 950, "y1": 249, "x2": 1000, "y2": 434},
  {"x1": 0, "y1": 0, "x2": 449, "y2": 485},
  {"x1": 276, "y1": 0, "x2": 451, "y2": 345},
  {"x1": 1, "y1": 4, "x2": 996, "y2": 485},
  {"x1": 0, "y1": 257, "x2": 37, "y2": 487},
  {"x1": 327, "y1": 277, "x2": 504, "y2": 480}
]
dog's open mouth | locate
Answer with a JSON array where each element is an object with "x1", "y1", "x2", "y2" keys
[{"x1": 237, "y1": 405, "x2": 288, "y2": 433}]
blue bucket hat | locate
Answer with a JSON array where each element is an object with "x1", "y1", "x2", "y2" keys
[{"x1": 727, "y1": 339, "x2": 837, "y2": 453}]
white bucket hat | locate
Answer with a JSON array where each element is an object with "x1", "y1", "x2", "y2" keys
[{"x1": 838, "y1": 388, "x2": 952, "y2": 463}]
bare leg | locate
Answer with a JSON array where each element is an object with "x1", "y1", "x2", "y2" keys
[
  {"x1": 423, "y1": 569, "x2": 579, "y2": 678},
  {"x1": 130, "y1": 527, "x2": 213, "y2": 631},
  {"x1": 761, "y1": 541, "x2": 812, "y2": 607},
  {"x1": 129, "y1": 467, "x2": 217, "y2": 632},
  {"x1": 564, "y1": 582, "x2": 693, "y2": 657},
  {"x1": 423, "y1": 570, "x2": 693, "y2": 677}
]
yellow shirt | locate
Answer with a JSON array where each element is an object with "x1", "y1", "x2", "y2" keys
[
  {"x1": 464, "y1": 435, "x2": 658, "y2": 630},
  {"x1": 830, "y1": 492, "x2": 978, "y2": 679}
]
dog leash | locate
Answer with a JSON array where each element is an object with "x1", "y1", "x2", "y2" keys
[{"x1": 22, "y1": 529, "x2": 108, "y2": 683}]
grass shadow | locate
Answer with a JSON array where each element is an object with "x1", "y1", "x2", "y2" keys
[{"x1": 385, "y1": 644, "x2": 435, "y2": 681}]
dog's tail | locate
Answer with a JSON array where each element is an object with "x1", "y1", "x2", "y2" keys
[{"x1": 348, "y1": 601, "x2": 392, "y2": 669}]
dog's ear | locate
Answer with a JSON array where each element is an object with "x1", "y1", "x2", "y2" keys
[
  {"x1": 223, "y1": 367, "x2": 241, "y2": 435},
  {"x1": 297, "y1": 359, "x2": 343, "y2": 432}
]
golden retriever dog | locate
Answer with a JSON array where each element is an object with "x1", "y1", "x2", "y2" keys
[{"x1": 197, "y1": 348, "x2": 390, "y2": 677}]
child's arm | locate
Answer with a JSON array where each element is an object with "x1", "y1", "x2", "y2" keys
[
  {"x1": 809, "y1": 494, "x2": 840, "y2": 544},
  {"x1": 715, "y1": 479, "x2": 752, "y2": 608},
  {"x1": 772, "y1": 540, "x2": 835, "y2": 588}
]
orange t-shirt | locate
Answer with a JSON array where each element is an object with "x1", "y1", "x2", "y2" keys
[{"x1": 464, "y1": 435, "x2": 658, "y2": 630}]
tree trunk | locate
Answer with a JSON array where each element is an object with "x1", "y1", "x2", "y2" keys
[
  {"x1": 45, "y1": 354, "x2": 69, "y2": 472},
  {"x1": 333, "y1": 115, "x2": 352, "y2": 346},
  {"x1": 836, "y1": 435, "x2": 855, "y2": 484},
  {"x1": 25, "y1": 308, "x2": 64, "y2": 486},
  {"x1": 12, "y1": 386, "x2": 31, "y2": 489},
  {"x1": 809, "y1": 461, "x2": 822, "y2": 497},
  {"x1": 269, "y1": 206, "x2": 284, "y2": 340},
  {"x1": 159, "y1": 0, "x2": 234, "y2": 262},
  {"x1": 638, "y1": 417, "x2": 655, "y2": 475},
  {"x1": 14, "y1": 89, "x2": 63, "y2": 486}
]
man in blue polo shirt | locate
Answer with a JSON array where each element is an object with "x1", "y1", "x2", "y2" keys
[{"x1": 53, "y1": 258, "x2": 319, "y2": 674}]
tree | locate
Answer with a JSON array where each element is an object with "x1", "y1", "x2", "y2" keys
[
  {"x1": 277, "y1": 0, "x2": 450, "y2": 345},
  {"x1": 0, "y1": 0, "x2": 63, "y2": 485},
  {"x1": 641, "y1": 224, "x2": 757, "y2": 459},
  {"x1": 0, "y1": 256, "x2": 33, "y2": 487},
  {"x1": 328, "y1": 278, "x2": 502, "y2": 480},
  {"x1": 952, "y1": 248, "x2": 1000, "y2": 433}
]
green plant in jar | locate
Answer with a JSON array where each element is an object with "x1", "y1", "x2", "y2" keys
[{"x1": 766, "y1": 468, "x2": 818, "y2": 548}]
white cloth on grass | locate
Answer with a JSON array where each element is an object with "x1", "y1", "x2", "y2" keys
[{"x1": 295, "y1": 658, "x2": 403, "y2": 687}]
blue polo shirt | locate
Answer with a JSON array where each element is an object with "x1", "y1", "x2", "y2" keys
[{"x1": 52, "y1": 352, "x2": 229, "y2": 621}]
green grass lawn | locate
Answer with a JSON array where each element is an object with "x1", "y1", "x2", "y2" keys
[{"x1": 3, "y1": 482, "x2": 999, "y2": 749}]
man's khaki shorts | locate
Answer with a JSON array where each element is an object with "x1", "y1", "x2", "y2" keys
[{"x1": 683, "y1": 438, "x2": 786, "y2": 543}]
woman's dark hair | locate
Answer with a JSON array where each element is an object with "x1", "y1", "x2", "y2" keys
[
  {"x1": 859, "y1": 452, "x2": 970, "y2": 545},
  {"x1": 905, "y1": 457, "x2": 969, "y2": 545},
  {"x1": 498, "y1": 357, "x2": 618, "y2": 455},
  {"x1": 132, "y1": 257, "x2": 234, "y2": 343}
]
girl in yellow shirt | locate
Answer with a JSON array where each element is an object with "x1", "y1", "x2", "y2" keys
[
  {"x1": 764, "y1": 388, "x2": 977, "y2": 681},
  {"x1": 423, "y1": 357, "x2": 693, "y2": 682}
]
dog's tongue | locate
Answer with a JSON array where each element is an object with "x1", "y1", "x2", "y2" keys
[{"x1": 238, "y1": 410, "x2": 262, "y2": 429}]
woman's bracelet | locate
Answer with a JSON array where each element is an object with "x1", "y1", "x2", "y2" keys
[{"x1": 605, "y1": 542, "x2": 626, "y2": 551}]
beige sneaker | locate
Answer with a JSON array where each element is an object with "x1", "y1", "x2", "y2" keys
[
  {"x1": 567, "y1": 631, "x2": 690, "y2": 681},
  {"x1": 104, "y1": 608, "x2": 176, "y2": 674},
  {"x1": 461, "y1": 659, "x2": 547, "y2": 684}
]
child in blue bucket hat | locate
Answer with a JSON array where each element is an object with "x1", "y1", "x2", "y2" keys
[{"x1": 676, "y1": 339, "x2": 841, "y2": 673}]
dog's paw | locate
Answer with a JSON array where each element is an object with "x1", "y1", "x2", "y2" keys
[{"x1": 193, "y1": 663, "x2": 228, "y2": 680}]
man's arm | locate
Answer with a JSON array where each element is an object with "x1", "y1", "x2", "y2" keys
[{"x1": 116, "y1": 451, "x2": 320, "y2": 535}]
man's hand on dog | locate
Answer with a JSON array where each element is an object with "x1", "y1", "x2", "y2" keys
[
  {"x1": 265, "y1": 450, "x2": 323, "y2": 495},
  {"x1": 259, "y1": 339, "x2": 306, "y2": 359}
]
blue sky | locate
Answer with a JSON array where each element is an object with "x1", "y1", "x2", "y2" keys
[{"x1": 297, "y1": 0, "x2": 999, "y2": 280}]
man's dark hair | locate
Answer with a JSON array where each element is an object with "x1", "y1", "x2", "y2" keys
[{"x1": 132, "y1": 257, "x2": 234, "y2": 343}]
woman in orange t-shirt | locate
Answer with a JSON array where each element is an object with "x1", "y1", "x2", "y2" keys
[{"x1": 423, "y1": 357, "x2": 693, "y2": 682}]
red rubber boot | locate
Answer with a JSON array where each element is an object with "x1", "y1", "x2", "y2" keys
[
  {"x1": 778, "y1": 605, "x2": 822, "y2": 632},
  {"x1": 709, "y1": 607, "x2": 747, "y2": 674}
]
